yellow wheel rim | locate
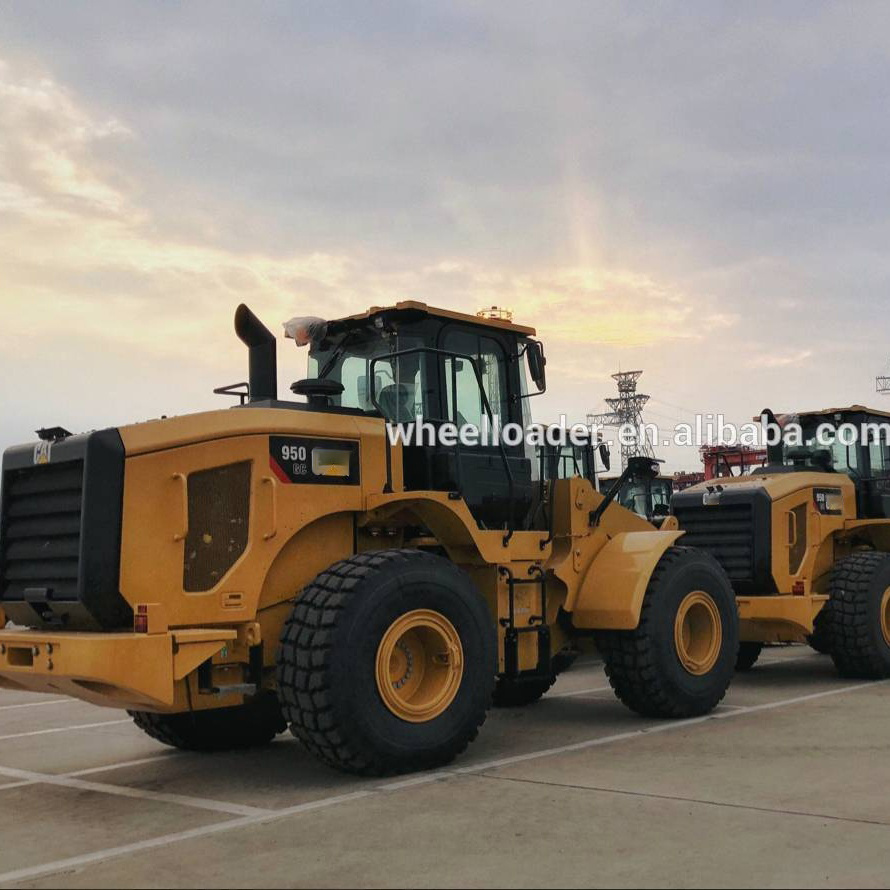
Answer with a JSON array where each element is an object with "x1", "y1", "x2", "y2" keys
[
  {"x1": 881, "y1": 587, "x2": 890, "y2": 648},
  {"x1": 375, "y1": 609, "x2": 464, "y2": 723},
  {"x1": 674, "y1": 591, "x2": 723, "y2": 676}
]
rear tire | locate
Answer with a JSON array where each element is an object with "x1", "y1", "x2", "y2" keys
[
  {"x1": 128, "y1": 691, "x2": 286, "y2": 751},
  {"x1": 492, "y1": 651, "x2": 578, "y2": 707},
  {"x1": 276, "y1": 549, "x2": 496, "y2": 776},
  {"x1": 595, "y1": 546, "x2": 739, "y2": 718},
  {"x1": 735, "y1": 642, "x2": 763, "y2": 672},
  {"x1": 824, "y1": 552, "x2": 890, "y2": 678},
  {"x1": 806, "y1": 610, "x2": 833, "y2": 655}
]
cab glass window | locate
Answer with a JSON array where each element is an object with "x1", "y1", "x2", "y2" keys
[
  {"x1": 869, "y1": 441, "x2": 890, "y2": 478},
  {"x1": 308, "y1": 331, "x2": 427, "y2": 421},
  {"x1": 442, "y1": 331, "x2": 509, "y2": 431}
]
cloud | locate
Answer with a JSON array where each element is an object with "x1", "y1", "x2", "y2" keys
[
  {"x1": 0, "y1": 54, "x2": 723, "y2": 374},
  {"x1": 0, "y1": 6, "x2": 887, "y2": 465},
  {"x1": 747, "y1": 349, "x2": 813, "y2": 369}
]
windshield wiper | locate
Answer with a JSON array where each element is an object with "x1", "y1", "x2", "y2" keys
[{"x1": 318, "y1": 330, "x2": 362, "y2": 379}]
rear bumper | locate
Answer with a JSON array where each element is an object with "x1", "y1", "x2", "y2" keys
[{"x1": 0, "y1": 627, "x2": 236, "y2": 710}]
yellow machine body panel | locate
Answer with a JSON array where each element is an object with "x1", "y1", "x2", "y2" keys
[
  {"x1": 118, "y1": 409, "x2": 386, "y2": 629},
  {"x1": 674, "y1": 469, "x2": 874, "y2": 642},
  {"x1": 569, "y1": 530, "x2": 684, "y2": 629},
  {"x1": 0, "y1": 626, "x2": 236, "y2": 709}
]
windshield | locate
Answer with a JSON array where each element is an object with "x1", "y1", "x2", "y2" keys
[
  {"x1": 615, "y1": 478, "x2": 671, "y2": 517},
  {"x1": 782, "y1": 416, "x2": 860, "y2": 476},
  {"x1": 650, "y1": 479, "x2": 673, "y2": 510},
  {"x1": 541, "y1": 444, "x2": 589, "y2": 480},
  {"x1": 307, "y1": 329, "x2": 426, "y2": 420},
  {"x1": 618, "y1": 480, "x2": 650, "y2": 516}
]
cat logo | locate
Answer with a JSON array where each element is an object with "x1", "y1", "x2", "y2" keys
[{"x1": 33, "y1": 440, "x2": 52, "y2": 466}]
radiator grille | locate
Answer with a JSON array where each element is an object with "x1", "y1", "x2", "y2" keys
[
  {"x1": 673, "y1": 502, "x2": 755, "y2": 582},
  {"x1": 183, "y1": 461, "x2": 251, "y2": 592},
  {"x1": 0, "y1": 460, "x2": 84, "y2": 601}
]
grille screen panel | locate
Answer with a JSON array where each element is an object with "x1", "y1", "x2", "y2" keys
[
  {"x1": 673, "y1": 502, "x2": 755, "y2": 582},
  {"x1": 1, "y1": 461, "x2": 84, "y2": 601},
  {"x1": 183, "y1": 461, "x2": 251, "y2": 592}
]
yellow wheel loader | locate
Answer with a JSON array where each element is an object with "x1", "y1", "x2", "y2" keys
[
  {"x1": 0, "y1": 303, "x2": 739, "y2": 775},
  {"x1": 672, "y1": 406, "x2": 890, "y2": 676}
]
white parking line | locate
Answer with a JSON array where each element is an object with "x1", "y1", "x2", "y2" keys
[
  {"x1": 0, "y1": 679, "x2": 882, "y2": 886},
  {"x1": 67, "y1": 755, "x2": 182, "y2": 778},
  {"x1": 0, "y1": 699, "x2": 69, "y2": 712},
  {"x1": 0, "y1": 719, "x2": 130, "y2": 742},
  {"x1": 751, "y1": 653, "x2": 824, "y2": 667},
  {"x1": 0, "y1": 764, "x2": 272, "y2": 818},
  {"x1": 549, "y1": 685, "x2": 611, "y2": 699},
  {"x1": 0, "y1": 754, "x2": 186, "y2": 795},
  {"x1": 460, "y1": 682, "x2": 880, "y2": 774},
  {"x1": 0, "y1": 779, "x2": 35, "y2": 791}
]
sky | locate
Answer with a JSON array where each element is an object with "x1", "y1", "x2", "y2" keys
[{"x1": 1, "y1": 2, "x2": 889, "y2": 471}]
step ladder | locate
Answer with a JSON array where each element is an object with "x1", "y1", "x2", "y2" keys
[{"x1": 499, "y1": 565, "x2": 551, "y2": 679}]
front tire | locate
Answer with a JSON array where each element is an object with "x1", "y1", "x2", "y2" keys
[
  {"x1": 595, "y1": 546, "x2": 739, "y2": 718},
  {"x1": 276, "y1": 549, "x2": 496, "y2": 776},
  {"x1": 128, "y1": 691, "x2": 286, "y2": 752},
  {"x1": 824, "y1": 552, "x2": 890, "y2": 678}
]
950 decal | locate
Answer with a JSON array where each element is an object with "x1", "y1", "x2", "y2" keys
[{"x1": 269, "y1": 436, "x2": 359, "y2": 485}]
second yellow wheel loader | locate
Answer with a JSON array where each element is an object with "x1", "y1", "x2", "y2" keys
[
  {"x1": 0, "y1": 302, "x2": 739, "y2": 775},
  {"x1": 673, "y1": 406, "x2": 890, "y2": 677}
]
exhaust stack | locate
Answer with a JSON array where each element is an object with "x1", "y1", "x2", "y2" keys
[{"x1": 235, "y1": 304, "x2": 278, "y2": 402}]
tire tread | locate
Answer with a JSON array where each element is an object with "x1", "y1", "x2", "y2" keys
[
  {"x1": 595, "y1": 546, "x2": 736, "y2": 718},
  {"x1": 276, "y1": 549, "x2": 492, "y2": 776},
  {"x1": 825, "y1": 551, "x2": 890, "y2": 678}
]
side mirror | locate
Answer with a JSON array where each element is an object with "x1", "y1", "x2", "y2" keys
[
  {"x1": 526, "y1": 340, "x2": 547, "y2": 392},
  {"x1": 598, "y1": 442, "x2": 611, "y2": 473}
]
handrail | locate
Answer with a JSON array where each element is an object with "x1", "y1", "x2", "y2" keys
[{"x1": 369, "y1": 346, "x2": 517, "y2": 545}]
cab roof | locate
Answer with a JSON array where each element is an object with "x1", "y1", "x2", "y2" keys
[
  {"x1": 800, "y1": 405, "x2": 890, "y2": 420},
  {"x1": 329, "y1": 301, "x2": 536, "y2": 337},
  {"x1": 754, "y1": 405, "x2": 890, "y2": 422}
]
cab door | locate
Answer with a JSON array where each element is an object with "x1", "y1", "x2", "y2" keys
[{"x1": 437, "y1": 327, "x2": 532, "y2": 529}]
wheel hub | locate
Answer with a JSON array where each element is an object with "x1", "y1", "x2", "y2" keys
[
  {"x1": 391, "y1": 640, "x2": 415, "y2": 690},
  {"x1": 375, "y1": 609, "x2": 464, "y2": 723},
  {"x1": 674, "y1": 590, "x2": 723, "y2": 676}
]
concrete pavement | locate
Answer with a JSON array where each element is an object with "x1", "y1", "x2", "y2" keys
[{"x1": 0, "y1": 648, "x2": 887, "y2": 888}]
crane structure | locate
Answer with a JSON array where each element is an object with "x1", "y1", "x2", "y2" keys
[{"x1": 702, "y1": 444, "x2": 768, "y2": 479}]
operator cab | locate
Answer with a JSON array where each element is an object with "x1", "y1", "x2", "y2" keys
[
  {"x1": 535, "y1": 426, "x2": 609, "y2": 486},
  {"x1": 601, "y1": 474, "x2": 674, "y2": 524},
  {"x1": 760, "y1": 406, "x2": 890, "y2": 519},
  {"x1": 291, "y1": 302, "x2": 548, "y2": 532}
]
